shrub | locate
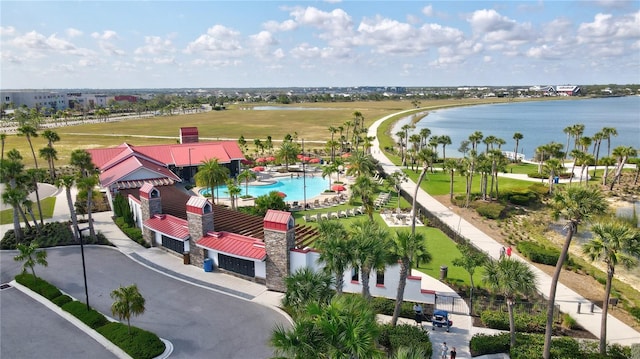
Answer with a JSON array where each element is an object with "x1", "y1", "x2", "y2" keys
[
  {"x1": 469, "y1": 333, "x2": 510, "y2": 356},
  {"x1": 15, "y1": 273, "x2": 61, "y2": 299},
  {"x1": 1, "y1": 222, "x2": 111, "y2": 249},
  {"x1": 474, "y1": 202, "x2": 505, "y2": 219},
  {"x1": 378, "y1": 324, "x2": 431, "y2": 356},
  {"x1": 97, "y1": 322, "x2": 165, "y2": 359},
  {"x1": 516, "y1": 241, "x2": 562, "y2": 266},
  {"x1": 509, "y1": 194, "x2": 532, "y2": 206},
  {"x1": 52, "y1": 294, "x2": 73, "y2": 307},
  {"x1": 561, "y1": 313, "x2": 579, "y2": 330},
  {"x1": 479, "y1": 310, "x2": 546, "y2": 333},
  {"x1": 629, "y1": 307, "x2": 640, "y2": 322},
  {"x1": 62, "y1": 301, "x2": 108, "y2": 329}
]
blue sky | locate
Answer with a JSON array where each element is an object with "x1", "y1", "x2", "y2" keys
[{"x1": 1, "y1": 1, "x2": 639, "y2": 89}]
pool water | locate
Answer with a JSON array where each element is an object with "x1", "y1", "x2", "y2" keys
[{"x1": 201, "y1": 175, "x2": 331, "y2": 202}]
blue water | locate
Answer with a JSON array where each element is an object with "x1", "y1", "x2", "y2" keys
[
  {"x1": 203, "y1": 175, "x2": 330, "y2": 202},
  {"x1": 393, "y1": 96, "x2": 640, "y2": 159}
]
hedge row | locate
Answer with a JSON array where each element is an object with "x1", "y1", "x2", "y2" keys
[
  {"x1": 1, "y1": 221, "x2": 111, "y2": 250},
  {"x1": 15, "y1": 273, "x2": 164, "y2": 359},
  {"x1": 470, "y1": 332, "x2": 632, "y2": 358},
  {"x1": 480, "y1": 310, "x2": 546, "y2": 333},
  {"x1": 114, "y1": 217, "x2": 148, "y2": 248},
  {"x1": 516, "y1": 241, "x2": 563, "y2": 266}
]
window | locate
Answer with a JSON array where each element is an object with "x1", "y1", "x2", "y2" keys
[
  {"x1": 351, "y1": 267, "x2": 359, "y2": 282},
  {"x1": 376, "y1": 270, "x2": 385, "y2": 286}
]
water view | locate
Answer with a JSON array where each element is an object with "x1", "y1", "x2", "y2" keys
[
  {"x1": 204, "y1": 175, "x2": 330, "y2": 202},
  {"x1": 393, "y1": 96, "x2": 640, "y2": 159}
]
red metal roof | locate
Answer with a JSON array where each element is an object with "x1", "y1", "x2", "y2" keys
[
  {"x1": 196, "y1": 232, "x2": 266, "y2": 260},
  {"x1": 99, "y1": 156, "x2": 180, "y2": 187},
  {"x1": 264, "y1": 210, "x2": 290, "y2": 225},
  {"x1": 143, "y1": 214, "x2": 189, "y2": 240}
]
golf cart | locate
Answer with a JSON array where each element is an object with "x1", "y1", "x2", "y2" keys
[{"x1": 431, "y1": 309, "x2": 452, "y2": 332}]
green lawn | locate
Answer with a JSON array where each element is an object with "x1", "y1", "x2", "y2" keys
[{"x1": 0, "y1": 197, "x2": 56, "y2": 225}]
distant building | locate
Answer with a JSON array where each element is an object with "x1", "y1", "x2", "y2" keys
[
  {"x1": 1, "y1": 90, "x2": 68, "y2": 112},
  {"x1": 554, "y1": 85, "x2": 581, "y2": 96}
]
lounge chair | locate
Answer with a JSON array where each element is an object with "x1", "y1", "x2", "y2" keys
[
  {"x1": 321, "y1": 212, "x2": 330, "y2": 220},
  {"x1": 346, "y1": 208, "x2": 355, "y2": 216},
  {"x1": 331, "y1": 212, "x2": 340, "y2": 219},
  {"x1": 337, "y1": 210, "x2": 348, "y2": 218},
  {"x1": 355, "y1": 206, "x2": 364, "y2": 215}
]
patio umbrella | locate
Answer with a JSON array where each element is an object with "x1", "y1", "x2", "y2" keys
[
  {"x1": 252, "y1": 166, "x2": 265, "y2": 172},
  {"x1": 241, "y1": 159, "x2": 253, "y2": 165},
  {"x1": 308, "y1": 158, "x2": 320, "y2": 164},
  {"x1": 341, "y1": 152, "x2": 352, "y2": 158},
  {"x1": 303, "y1": 156, "x2": 311, "y2": 162},
  {"x1": 297, "y1": 154, "x2": 304, "y2": 159},
  {"x1": 276, "y1": 191, "x2": 287, "y2": 198},
  {"x1": 331, "y1": 184, "x2": 346, "y2": 192},
  {"x1": 266, "y1": 156, "x2": 276, "y2": 162},
  {"x1": 256, "y1": 157, "x2": 266, "y2": 163}
]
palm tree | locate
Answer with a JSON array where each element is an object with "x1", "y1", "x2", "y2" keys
[
  {"x1": 591, "y1": 131, "x2": 604, "y2": 177},
  {"x1": 512, "y1": 132, "x2": 523, "y2": 162},
  {"x1": 321, "y1": 161, "x2": 339, "y2": 190},
  {"x1": 350, "y1": 175, "x2": 377, "y2": 220},
  {"x1": 110, "y1": 284, "x2": 146, "y2": 334},
  {"x1": 276, "y1": 140, "x2": 299, "y2": 171},
  {"x1": 70, "y1": 149, "x2": 98, "y2": 239},
  {"x1": 583, "y1": 219, "x2": 640, "y2": 355},
  {"x1": 237, "y1": 169, "x2": 257, "y2": 197},
  {"x1": 2, "y1": 187, "x2": 28, "y2": 241},
  {"x1": 452, "y1": 240, "x2": 488, "y2": 316},
  {"x1": 350, "y1": 220, "x2": 393, "y2": 300},
  {"x1": 418, "y1": 128, "x2": 431, "y2": 150},
  {"x1": 328, "y1": 126, "x2": 339, "y2": 162},
  {"x1": 25, "y1": 168, "x2": 46, "y2": 226},
  {"x1": 14, "y1": 242, "x2": 48, "y2": 279},
  {"x1": 386, "y1": 171, "x2": 407, "y2": 210},
  {"x1": 345, "y1": 152, "x2": 376, "y2": 178},
  {"x1": 438, "y1": 135, "x2": 452, "y2": 165},
  {"x1": 282, "y1": 267, "x2": 334, "y2": 311},
  {"x1": 271, "y1": 295, "x2": 383, "y2": 359},
  {"x1": 55, "y1": 175, "x2": 80, "y2": 240},
  {"x1": 609, "y1": 146, "x2": 637, "y2": 190},
  {"x1": 600, "y1": 156, "x2": 617, "y2": 186},
  {"x1": 483, "y1": 257, "x2": 537, "y2": 348},
  {"x1": 390, "y1": 231, "x2": 429, "y2": 326},
  {"x1": 543, "y1": 186, "x2": 608, "y2": 359},
  {"x1": 194, "y1": 158, "x2": 229, "y2": 204},
  {"x1": 315, "y1": 220, "x2": 351, "y2": 295},
  {"x1": 411, "y1": 148, "x2": 434, "y2": 234},
  {"x1": 225, "y1": 179, "x2": 241, "y2": 210},
  {"x1": 0, "y1": 133, "x2": 6, "y2": 165},
  {"x1": 601, "y1": 127, "x2": 618, "y2": 157},
  {"x1": 39, "y1": 146, "x2": 58, "y2": 179},
  {"x1": 543, "y1": 158, "x2": 563, "y2": 193},
  {"x1": 16, "y1": 124, "x2": 39, "y2": 169}
]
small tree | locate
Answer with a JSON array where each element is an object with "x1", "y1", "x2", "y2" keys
[
  {"x1": 14, "y1": 242, "x2": 48, "y2": 279},
  {"x1": 110, "y1": 284, "x2": 146, "y2": 334},
  {"x1": 452, "y1": 240, "x2": 488, "y2": 315}
]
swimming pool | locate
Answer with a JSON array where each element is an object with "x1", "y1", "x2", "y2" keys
[{"x1": 201, "y1": 175, "x2": 331, "y2": 202}]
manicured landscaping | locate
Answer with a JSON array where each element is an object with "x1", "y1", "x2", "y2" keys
[{"x1": 0, "y1": 196, "x2": 56, "y2": 225}]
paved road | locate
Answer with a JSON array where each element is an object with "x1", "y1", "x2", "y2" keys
[
  {"x1": 1, "y1": 286, "x2": 118, "y2": 359},
  {"x1": 1, "y1": 246, "x2": 289, "y2": 359}
]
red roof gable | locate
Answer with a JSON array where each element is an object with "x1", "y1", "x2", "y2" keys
[
  {"x1": 196, "y1": 232, "x2": 266, "y2": 260},
  {"x1": 143, "y1": 214, "x2": 189, "y2": 240},
  {"x1": 99, "y1": 156, "x2": 180, "y2": 187}
]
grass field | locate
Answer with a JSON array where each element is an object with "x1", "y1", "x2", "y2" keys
[
  {"x1": 0, "y1": 197, "x2": 56, "y2": 225},
  {"x1": 3, "y1": 97, "x2": 547, "y2": 168}
]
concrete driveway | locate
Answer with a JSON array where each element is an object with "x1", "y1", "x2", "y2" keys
[{"x1": 1, "y1": 246, "x2": 289, "y2": 359}]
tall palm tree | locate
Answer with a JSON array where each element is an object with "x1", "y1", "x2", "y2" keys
[
  {"x1": 483, "y1": 257, "x2": 537, "y2": 348},
  {"x1": 25, "y1": 168, "x2": 46, "y2": 226},
  {"x1": 194, "y1": 158, "x2": 229, "y2": 204},
  {"x1": 418, "y1": 128, "x2": 431, "y2": 150},
  {"x1": 543, "y1": 186, "x2": 608, "y2": 359},
  {"x1": 350, "y1": 220, "x2": 393, "y2": 300},
  {"x1": 55, "y1": 175, "x2": 80, "y2": 240},
  {"x1": 350, "y1": 175, "x2": 377, "y2": 220},
  {"x1": 601, "y1": 127, "x2": 618, "y2": 157},
  {"x1": 39, "y1": 146, "x2": 58, "y2": 179},
  {"x1": 2, "y1": 187, "x2": 28, "y2": 241},
  {"x1": 110, "y1": 284, "x2": 146, "y2": 335},
  {"x1": 328, "y1": 126, "x2": 339, "y2": 162},
  {"x1": 276, "y1": 140, "x2": 299, "y2": 171},
  {"x1": 321, "y1": 161, "x2": 339, "y2": 190},
  {"x1": 609, "y1": 146, "x2": 637, "y2": 190},
  {"x1": 390, "y1": 231, "x2": 429, "y2": 326},
  {"x1": 315, "y1": 220, "x2": 351, "y2": 295},
  {"x1": 411, "y1": 148, "x2": 435, "y2": 234},
  {"x1": 438, "y1": 135, "x2": 452, "y2": 165},
  {"x1": 13, "y1": 242, "x2": 48, "y2": 279},
  {"x1": 386, "y1": 170, "x2": 407, "y2": 210},
  {"x1": 345, "y1": 152, "x2": 376, "y2": 178},
  {"x1": 16, "y1": 124, "x2": 39, "y2": 169},
  {"x1": 600, "y1": 156, "x2": 617, "y2": 186},
  {"x1": 225, "y1": 179, "x2": 241, "y2": 210},
  {"x1": 591, "y1": 131, "x2": 604, "y2": 177},
  {"x1": 0, "y1": 133, "x2": 6, "y2": 165},
  {"x1": 543, "y1": 158, "x2": 563, "y2": 193},
  {"x1": 237, "y1": 169, "x2": 257, "y2": 197},
  {"x1": 512, "y1": 132, "x2": 523, "y2": 162},
  {"x1": 583, "y1": 219, "x2": 640, "y2": 355},
  {"x1": 70, "y1": 149, "x2": 98, "y2": 238}
]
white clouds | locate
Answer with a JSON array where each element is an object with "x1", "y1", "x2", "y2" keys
[
  {"x1": 577, "y1": 11, "x2": 640, "y2": 43},
  {"x1": 91, "y1": 30, "x2": 124, "y2": 56},
  {"x1": 135, "y1": 36, "x2": 175, "y2": 55},
  {"x1": 422, "y1": 5, "x2": 434, "y2": 17},
  {"x1": 263, "y1": 19, "x2": 297, "y2": 32},
  {"x1": 91, "y1": 30, "x2": 118, "y2": 41},
  {"x1": 0, "y1": 26, "x2": 16, "y2": 36},
  {"x1": 184, "y1": 25, "x2": 243, "y2": 56}
]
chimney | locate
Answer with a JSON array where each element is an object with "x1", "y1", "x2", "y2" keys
[
  {"x1": 139, "y1": 183, "x2": 161, "y2": 245},
  {"x1": 186, "y1": 196, "x2": 214, "y2": 267},
  {"x1": 263, "y1": 210, "x2": 295, "y2": 292}
]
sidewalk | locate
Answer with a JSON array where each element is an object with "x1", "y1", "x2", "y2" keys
[{"x1": 368, "y1": 111, "x2": 640, "y2": 348}]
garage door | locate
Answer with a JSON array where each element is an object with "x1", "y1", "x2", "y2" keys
[
  {"x1": 218, "y1": 253, "x2": 255, "y2": 277},
  {"x1": 162, "y1": 235, "x2": 185, "y2": 254}
]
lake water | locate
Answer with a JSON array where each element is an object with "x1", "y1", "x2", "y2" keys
[{"x1": 393, "y1": 96, "x2": 640, "y2": 159}]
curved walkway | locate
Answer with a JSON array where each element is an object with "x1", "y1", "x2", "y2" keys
[{"x1": 368, "y1": 110, "x2": 640, "y2": 349}]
